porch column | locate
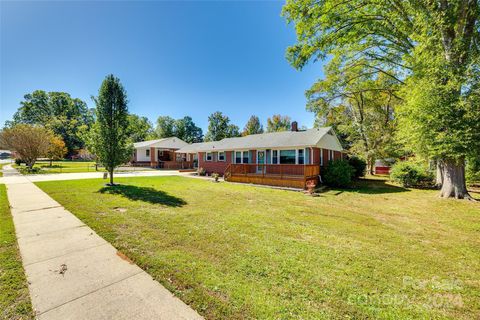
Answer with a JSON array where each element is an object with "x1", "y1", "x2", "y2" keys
[{"x1": 150, "y1": 147, "x2": 156, "y2": 167}]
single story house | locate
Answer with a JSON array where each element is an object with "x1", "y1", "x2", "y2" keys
[
  {"x1": 175, "y1": 122, "x2": 344, "y2": 188},
  {"x1": 132, "y1": 137, "x2": 193, "y2": 169}
]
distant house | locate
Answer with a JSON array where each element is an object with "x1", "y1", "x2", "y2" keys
[
  {"x1": 176, "y1": 122, "x2": 344, "y2": 188},
  {"x1": 132, "y1": 137, "x2": 191, "y2": 169}
]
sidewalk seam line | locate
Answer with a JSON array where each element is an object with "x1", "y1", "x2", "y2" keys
[
  {"x1": 24, "y1": 243, "x2": 109, "y2": 267},
  {"x1": 36, "y1": 270, "x2": 144, "y2": 316}
]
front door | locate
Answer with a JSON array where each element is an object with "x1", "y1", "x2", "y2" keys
[{"x1": 257, "y1": 150, "x2": 265, "y2": 173}]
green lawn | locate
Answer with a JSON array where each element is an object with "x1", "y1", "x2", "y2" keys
[
  {"x1": 0, "y1": 163, "x2": 10, "y2": 177},
  {"x1": 13, "y1": 160, "x2": 100, "y2": 174},
  {"x1": 13, "y1": 160, "x2": 156, "y2": 175},
  {"x1": 36, "y1": 176, "x2": 480, "y2": 319},
  {"x1": 0, "y1": 184, "x2": 34, "y2": 319}
]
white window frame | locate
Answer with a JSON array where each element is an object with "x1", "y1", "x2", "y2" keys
[
  {"x1": 320, "y1": 148, "x2": 324, "y2": 166},
  {"x1": 271, "y1": 150, "x2": 279, "y2": 164},
  {"x1": 298, "y1": 148, "x2": 305, "y2": 165},
  {"x1": 218, "y1": 151, "x2": 225, "y2": 162},
  {"x1": 272, "y1": 148, "x2": 306, "y2": 165},
  {"x1": 234, "y1": 150, "x2": 249, "y2": 164},
  {"x1": 146, "y1": 149, "x2": 150, "y2": 157},
  {"x1": 206, "y1": 152, "x2": 213, "y2": 162}
]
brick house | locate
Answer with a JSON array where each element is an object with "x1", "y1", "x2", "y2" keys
[
  {"x1": 176, "y1": 123, "x2": 344, "y2": 188},
  {"x1": 132, "y1": 137, "x2": 193, "y2": 169}
]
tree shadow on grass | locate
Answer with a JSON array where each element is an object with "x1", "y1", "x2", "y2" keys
[
  {"x1": 327, "y1": 178, "x2": 410, "y2": 195},
  {"x1": 98, "y1": 185, "x2": 187, "y2": 207}
]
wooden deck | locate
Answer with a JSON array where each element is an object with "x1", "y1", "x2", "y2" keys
[{"x1": 224, "y1": 164, "x2": 320, "y2": 189}]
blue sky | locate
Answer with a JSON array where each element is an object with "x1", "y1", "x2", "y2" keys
[{"x1": 0, "y1": 1, "x2": 323, "y2": 132}]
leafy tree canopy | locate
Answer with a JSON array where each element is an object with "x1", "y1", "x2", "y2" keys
[
  {"x1": 204, "y1": 111, "x2": 240, "y2": 142},
  {"x1": 155, "y1": 116, "x2": 176, "y2": 138},
  {"x1": 267, "y1": 114, "x2": 291, "y2": 132},
  {"x1": 155, "y1": 116, "x2": 203, "y2": 143},
  {"x1": 0, "y1": 124, "x2": 54, "y2": 169},
  {"x1": 283, "y1": 0, "x2": 480, "y2": 199},
  {"x1": 242, "y1": 115, "x2": 264, "y2": 136},
  {"x1": 127, "y1": 114, "x2": 154, "y2": 142},
  {"x1": 9, "y1": 90, "x2": 94, "y2": 154}
]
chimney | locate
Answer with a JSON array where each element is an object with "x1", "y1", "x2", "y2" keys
[{"x1": 291, "y1": 121, "x2": 298, "y2": 132}]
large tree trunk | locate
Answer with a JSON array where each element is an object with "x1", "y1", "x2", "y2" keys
[
  {"x1": 439, "y1": 159, "x2": 473, "y2": 200},
  {"x1": 435, "y1": 161, "x2": 444, "y2": 188}
]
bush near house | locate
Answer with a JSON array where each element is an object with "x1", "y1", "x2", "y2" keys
[
  {"x1": 323, "y1": 159, "x2": 354, "y2": 187},
  {"x1": 348, "y1": 156, "x2": 367, "y2": 178},
  {"x1": 390, "y1": 162, "x2": 433, "y2": 187}
]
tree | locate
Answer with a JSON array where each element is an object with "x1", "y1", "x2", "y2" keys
[
  {"x1": 283, "y1": 0, "x2": 480, "y2": 199},
  {"x1": 242, "y1": 115, "x2": 264, "y2": 136},
  {"x1": 46, "y1": 136, "x2": 67, "y2": 166},
  {"x1": 174, "y1": 116, "x2": 203, "y2": 143},
  {"x1": 10, "y1": 90, "x2": 94, "y2": 154},
  {"x1": 155, "y1": 116, "x2": 175, "y2": 138},
  {"x1": 127, "y1": 114, "x2": 154, "y2": 142},
  {"x1": 93, "y1": 75, "x2": 132, "y2": 185},
  {"x1": 266, "y1": 114, "x2": 291, "y2": 132},
  {"x1": 307, "y1": 61, "x2": 402, "y2": 174},
  {"x1": 204, "y1": 112, "x2": 240, "y2": 141},
  {"x1": 0, "y1": 124, "x2": 53, "y2": 169}
]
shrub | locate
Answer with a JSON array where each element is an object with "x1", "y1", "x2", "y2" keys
[
  {"x1": 348, "y1": 156, "x2": 367, "y2": 178},
  {"x1": 14, "y1": 158, "x2": 23, "y2": 165},
  {"x1": 466, "y1": 156, "x2": 480, "y2": 184},
  {"x1": 390, "y1": 162, "x2": 432, "y2": 187},
  {"x1": 197, "y1": 167, "x2": 206, "y2": 176},
  {"x1": 322, "y1": 159, "x2": 354, "y2": 187}
]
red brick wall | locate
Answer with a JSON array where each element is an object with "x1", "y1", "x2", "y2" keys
[
  {"x1": 312, "y1": 147, "x2": 321, "y2": 165},
  {"x1": 334, "y1": 151, "x2": 342, "y2": 161},
  {"x1": 198, "y1": 151, "x2": 232, "y2": 175}
]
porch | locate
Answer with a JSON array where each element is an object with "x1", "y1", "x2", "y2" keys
[
  {"x1": 133, "y1": 148, "x2": 195, "y2": 170},
  {"x1": 224, "y1": 164, "x2": 320, "y2": 189}
]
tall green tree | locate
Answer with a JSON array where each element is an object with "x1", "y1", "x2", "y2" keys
[
  {"x1": 283, "y1": 0, "x2": 480, "y2": 199},
  {"x1": 204, "y1": 111, "x2": 240, "y2": 141},
  {"x1": 127, "y1": 114, "x2": 154, "y2": 142},
  {"x1": 307, "y1": 61, "x2": 402, "y2": 174},
  {"x1": 266, "y1": 114, "x2": 291, "y2": 132},
  {"x1": 155, "y1": 116, "x2": 176, "y2": 138},
  {"x1": 93, "y1": 75, "x2": 131, "y2": 185},
  {"x1": 174, "y1": 116, "x2": 203, "y2": 143},
  {"x1": 10, "y1": 90, "x2": 94, "y2": 154},
  {"x1": 242, "y1": 115, "x2": 264, "y2": 136}
]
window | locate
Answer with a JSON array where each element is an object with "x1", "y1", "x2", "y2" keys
[
  {"x1": 242, "y1": 151, "x2": 249, "y2": 164},
  {"x1": 298, "y1": 149, "x2": 304, "y2": 164},
  {"x1": 235, "y1": 151, "x2": 242, "y2": 164},
  {"x1": 218, "y1": 152, "x2": 225, "y2": 161},
  {"x1": 146, "y1": 149, "x2": 150, "y2": 157},
  {"x1": 234, "y1": 151, "x2": 249, "y2": 164},
  {"x1": 320, "y1": 148, "x2": 323, "y2": 166},
  {"x1": 328, "y1": 150, "x2": 334, "y2": 161},
  {"x1": 280, "y1": 150, "x2": 296, "y2": 164},
  {"x1": 272, "y1": 150, "x2": 278, "y2": 164},
  {"x1": 206, "y1": 152, "x2": 213, "y2": 161}
]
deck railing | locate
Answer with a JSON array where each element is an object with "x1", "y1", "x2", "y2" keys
[{"x1": 225, "y1": 164, "x2": 320, "y2": 179}]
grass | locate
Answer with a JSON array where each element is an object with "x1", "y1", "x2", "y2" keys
[
  {"x1": 36, "y1": 176, "x2": 480, "y2": 319},
  {"x1": 13, "y1": 160, "x2": 157, "y2": 175},
  {"x1": 0, "y1": 163, "x2": 10, "y2": 177},
  {"x1": 13, "y1": 160, "x2": 100, "y2": 174},
  {"x1": 0, "y1": 184, "x2": 34, "y2": 319}
]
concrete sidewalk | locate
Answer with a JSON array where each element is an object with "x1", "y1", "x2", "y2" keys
[{"x1": 4, "y1": 166, "x2": 202, "y2": 320}]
